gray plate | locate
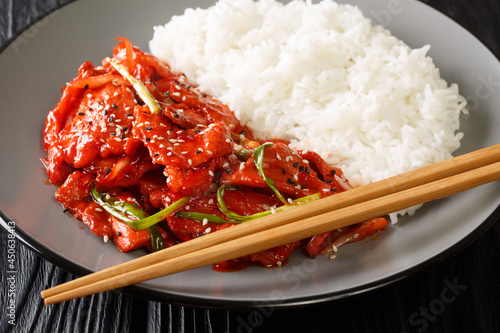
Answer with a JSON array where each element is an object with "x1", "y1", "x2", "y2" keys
[{"x1": 1, "y1": 0, "x2": 499, "y2": 308}]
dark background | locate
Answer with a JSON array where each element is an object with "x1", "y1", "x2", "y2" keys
[{"x1": 1, "y1": 0, "x2": 499, "y2": 332}]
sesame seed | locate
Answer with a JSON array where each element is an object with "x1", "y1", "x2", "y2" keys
[
  {"x1": 95, "y1": 208, "x2": 103, "y2": 212},
  {"x1": 205, "y1": 227, "x2": 211, "y2": 233},
  {"x1": 293, "y1": 162, "x2": 299, "y2": 167},
  {"x1": 103, "y1": 235, "x2": 109, "y2": 243},
  {"x1": 329, "y1": 254, "x2": 337, "y2": 260},
  {"x1": 188, "y1": 159, "x2": 192, "y2": 165},
  {"x1": 202, "y1": 218, "x2": 208, "y2": 226},
  {"x1": 353, "y1": 233, "x2": 359, "y2": 239}
]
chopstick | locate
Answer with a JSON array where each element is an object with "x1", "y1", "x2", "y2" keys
[{"x1": 41, "y1": 143, "x2": 500, "y2": 305}]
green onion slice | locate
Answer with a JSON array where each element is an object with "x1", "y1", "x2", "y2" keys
[
  {"x1": 216, "y1": 185, "x2": 250, "y2": 221},
  {"x1": 215, "y1": 184, "x2": 320, "y2": 222},
  {"x1": 108, "y1": 58, "x2": 162, "y2": 114},
  {"x1": 175, "y1": 211, "x2": 233, "y2": 224},
  {"x1": 91, "y1": 188, "x2": 189, "y2": 230},
  {"x1": 91, "y1": 188, "x2": 189, "y2": 252},
  {"x1": 147, "y1": 225, "x2": 165, "y2": 252}
]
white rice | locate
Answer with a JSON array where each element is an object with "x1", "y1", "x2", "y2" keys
[{"x1": 149, "y1": 0, "x2": 467, "y2": 221}]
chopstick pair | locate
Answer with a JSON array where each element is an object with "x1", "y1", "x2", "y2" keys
[{"x1": 41, "y1": 143, "x2": 500, "y2": 305}]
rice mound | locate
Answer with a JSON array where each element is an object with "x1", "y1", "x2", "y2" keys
[{"x1": 149, "y1": 0, "x2": 467, "y2": 221}]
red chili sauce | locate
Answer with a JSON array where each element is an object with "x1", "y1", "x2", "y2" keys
[{"x1": 42, "y1": 38, "x2": 388, "y2": 271}]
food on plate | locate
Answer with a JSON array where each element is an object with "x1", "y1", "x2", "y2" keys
[
  {"x1": 150, "y1": 0, "x2": 467, "y2": 221},
  {"x1": 42, "y1": 37, "x2": 388, "y2": 269}
]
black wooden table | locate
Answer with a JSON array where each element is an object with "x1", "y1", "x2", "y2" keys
[{"x1": 1, "y1": 1, "x2": 499, "y2": 332}]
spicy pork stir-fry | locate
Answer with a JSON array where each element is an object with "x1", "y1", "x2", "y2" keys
[{"x1": 42, "y1": 38, "x2": 388, "y2": 270}]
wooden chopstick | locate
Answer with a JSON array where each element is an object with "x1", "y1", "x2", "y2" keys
[{"x1": 41, "y1": 144, "x2": 500, "y2": 304}]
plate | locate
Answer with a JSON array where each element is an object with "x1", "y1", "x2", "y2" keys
[{"x1": 1, "y1": 0, "x2": 499, "y2": 308}]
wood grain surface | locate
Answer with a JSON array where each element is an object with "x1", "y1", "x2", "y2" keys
[{"x1": 1, "y1": 0, "x2": 499, "y2": 332}]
